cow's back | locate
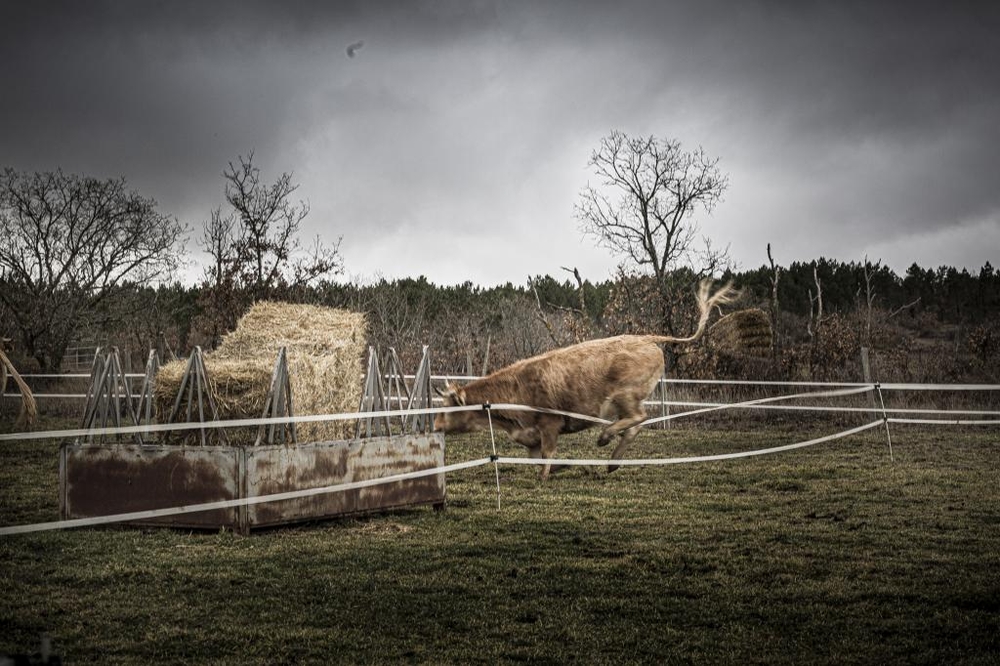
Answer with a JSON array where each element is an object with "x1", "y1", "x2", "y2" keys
[{"x1": 481, "y1": 335, "x2": 665, "y2": 416}]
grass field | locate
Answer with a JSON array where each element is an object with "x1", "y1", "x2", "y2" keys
[{"x1": 1, "y1": 416, "x2": 999, "y2": 664}]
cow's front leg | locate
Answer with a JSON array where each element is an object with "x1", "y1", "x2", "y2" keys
[
  {"x1": 511, "y1": 427, "x2": 541, "y2": 448},
  {"x1": 537, "y1": 422, "x2": 562, "y2": 481}
]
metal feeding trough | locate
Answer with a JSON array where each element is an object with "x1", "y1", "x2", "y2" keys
[
  {"x1": 60, "y1": 434, "x2": 446, "y2": 533},
  {"x1": 60, "y1": 346, "x2": 446, "y2": 534}
]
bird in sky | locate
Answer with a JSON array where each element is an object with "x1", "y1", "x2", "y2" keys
[{"x1": 346, "y1": 41, "x2": 364, "y2": 58}]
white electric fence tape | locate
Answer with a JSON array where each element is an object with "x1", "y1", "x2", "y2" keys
[
  {"x1": 0, "y1": 404, "x2": 484, "y2": 443},
  {"x1": 661, "y1": 379, "x2": 1000, "y2": 391},
  {"x1": 662, "y1": 378, "x2": 873, "y2": 387},
  {"x1": 487, "y1": 403, "x2": 612, "y2": 425},
  {"x1": 888, "y1": 417, "x2": 1000, "y2": 426},
  {"x1": 3, "y1": 383, "x2": 997, "y2": 448},
  {"x1": 2, "y1": 393, "x2": 95, "y2": 399},
  {"x1": 2, "y1": 380, "x2": 997, "y2": 536},
  {"x1": 19, "y1": 373, "x2": 144, "y2": 379},
  {"x1": 878, "y1": 383, "x2": 1000, "y2": 391},
  {"x1": 495, "y1": 420, "x2": 884, "y2": 468},
  {"x1": 642, "y1": 385, "x2": 876, "y2": 426},
  {"x1": 642, "y1": 400, "x2": 1000, "y2": 417}
]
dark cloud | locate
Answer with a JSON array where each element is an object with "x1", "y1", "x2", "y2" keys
[{"x1": 2, "y1": 1, "x2": 997, "y2": 283}]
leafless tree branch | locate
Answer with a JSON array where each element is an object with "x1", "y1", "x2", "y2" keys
[{"x1": 575, "y1": 130, "x2": 730, "y2": 334}]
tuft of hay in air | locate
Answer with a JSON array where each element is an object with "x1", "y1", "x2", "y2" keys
[
  {"x1": 707, "y1": 309, "x2": 773, "y2": 357},
  {"x1": 1, "y1": 348, "x2": 37, "y2": 428},
  {"x1": 155, "y1": 302, "x2": 367, "y2": 445}
]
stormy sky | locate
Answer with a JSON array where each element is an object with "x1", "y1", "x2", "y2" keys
[{"x1": 2, "y1": 1, "x2": 998, "y2": 286}]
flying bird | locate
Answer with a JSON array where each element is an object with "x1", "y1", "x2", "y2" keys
[{"x1": 346, "y1": 41, "x2": 364, "y2": 58}]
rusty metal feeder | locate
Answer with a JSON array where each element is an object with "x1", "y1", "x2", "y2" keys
[{"x1": 60, "y1": 346, "x2": 446, "y2": 534}]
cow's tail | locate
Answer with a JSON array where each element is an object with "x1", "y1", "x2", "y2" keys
[{"x1": 652, "y1": 279, "x2": 739, "y2": 345}]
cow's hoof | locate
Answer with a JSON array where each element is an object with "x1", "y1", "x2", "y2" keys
[
  {"x1": 597, "y1": 432, "x2": 613, "y2": 447},
  {"x1": 607, "y1": 463, "x2": 620, "y2": 474}
]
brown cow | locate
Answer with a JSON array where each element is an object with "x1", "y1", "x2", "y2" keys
[{"x1": 433, "y1": 280, "x2": 737, "y2": 479}]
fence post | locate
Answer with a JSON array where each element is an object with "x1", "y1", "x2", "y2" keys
[
  {"x1": 357, "y1": 347, "x2": 391, "y2": 439},
  {"x1": 860, "y1": 347, "x2": 877, "y2": 415},
  {"x1": 861, "y1": 346, "x2": 894, "y2": 460},
  {"x1": 661, "y1": 353, "x2": 673, "y2": 429},
  {"x1": 657, "y1": 373, "x2": 669, "y2": 430},
  {"x1": 408, "y1": 346, "x2": 434, "y2": 434}
]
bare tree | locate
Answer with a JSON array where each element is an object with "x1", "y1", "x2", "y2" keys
[
  {"x1": 528, "y1": 267, "x2": 594, "y2": 347},
  {"x1": 575, "y1": 130, "x2": 730, "y2": 335},
  {"x1": 221, "y1": 152, "x2": 342, "y2": 299},
  {"x1": 201, "y1": 206, "x2": 239, "y2": 288},
  {"x1": 767, "y1": 243, "x2": 782, "y2": 356},
  {"x1": 194, "y1": 153, "x2": 343, "y2": 345},
  {"x1": 362, "y1": 277, "x2": 427, "y2": 363},
  {"x1": 494, "y1": 294, "x2": 553, "y2": 365},
  {"x1": 859, "y1": 255, "x2": 881, "y2": 347},
  {"x1": 0, "y1": 168, "x2": 186, "y2": 369},
  {"x1": 807, "y1": 263, "x2": 826, "y2": 341},
  {"x1": 528, "y1": 277, "x2": 563, "y2": 347}
]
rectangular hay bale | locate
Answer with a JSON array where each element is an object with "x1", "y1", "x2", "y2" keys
[{"x1": 155, "y1": 302, "x2": 367, "y2": 444}]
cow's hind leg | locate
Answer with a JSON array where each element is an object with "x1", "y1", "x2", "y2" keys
[
  {"x1": 596, "y1": 397, "x2": 618, "y2": 447},
  {"x1": 597, "y1": 391, "x2": 648, "y2": 448},
  {"x1": 607, "y1": 424, "x2": 643, "y2": 473}
]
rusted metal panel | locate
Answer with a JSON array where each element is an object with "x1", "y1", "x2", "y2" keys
[
  {"x1": 353, "y1": 434, "x2": 446, "y2": 514},
  {"x1": 61, "y1": 444, "x2": 240, "y2": 529},
  {"x1": 246, "y1": 433, "x2": 446, "y2": 528}
]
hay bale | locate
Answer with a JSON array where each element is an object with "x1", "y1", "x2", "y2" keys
[
  {"x1": 153, "y1": 357, "x2": 274, "y2": 444},
  {"x1": 707, "y1": 309, "x2": 773, "y2": 357},
  {"x1": 155, "y1": 302, "x2": 367, "y2": 444},
  {"x1": 215, "y1": 303, "x2": 367, "y2": 443},
  {"x1": 154, "y1": 357, "x2": 274, "y2": 419},
  {"x1": 263, "y1": 350, "x2": 362, "y2": 443},
  {"x1": 214, "y1": 302, "x2": 366, "y2": 358}
]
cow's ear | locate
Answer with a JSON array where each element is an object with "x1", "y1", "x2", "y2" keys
[{"x1": 454, "y1": 389, "x2": 466, "y2": 406}]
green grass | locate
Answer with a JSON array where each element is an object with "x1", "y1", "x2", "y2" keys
[{"x1": 2, "y1": 418, "x2": 999, "y2": 664}]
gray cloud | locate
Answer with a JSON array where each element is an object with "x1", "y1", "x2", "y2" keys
[{"x1": 2, "y1": 1, "x2": 997, "y2": 283}]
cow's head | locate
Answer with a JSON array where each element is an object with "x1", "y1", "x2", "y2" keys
[{"x1": 433, "y1": 384, "x2": 478, "y2": 433}]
